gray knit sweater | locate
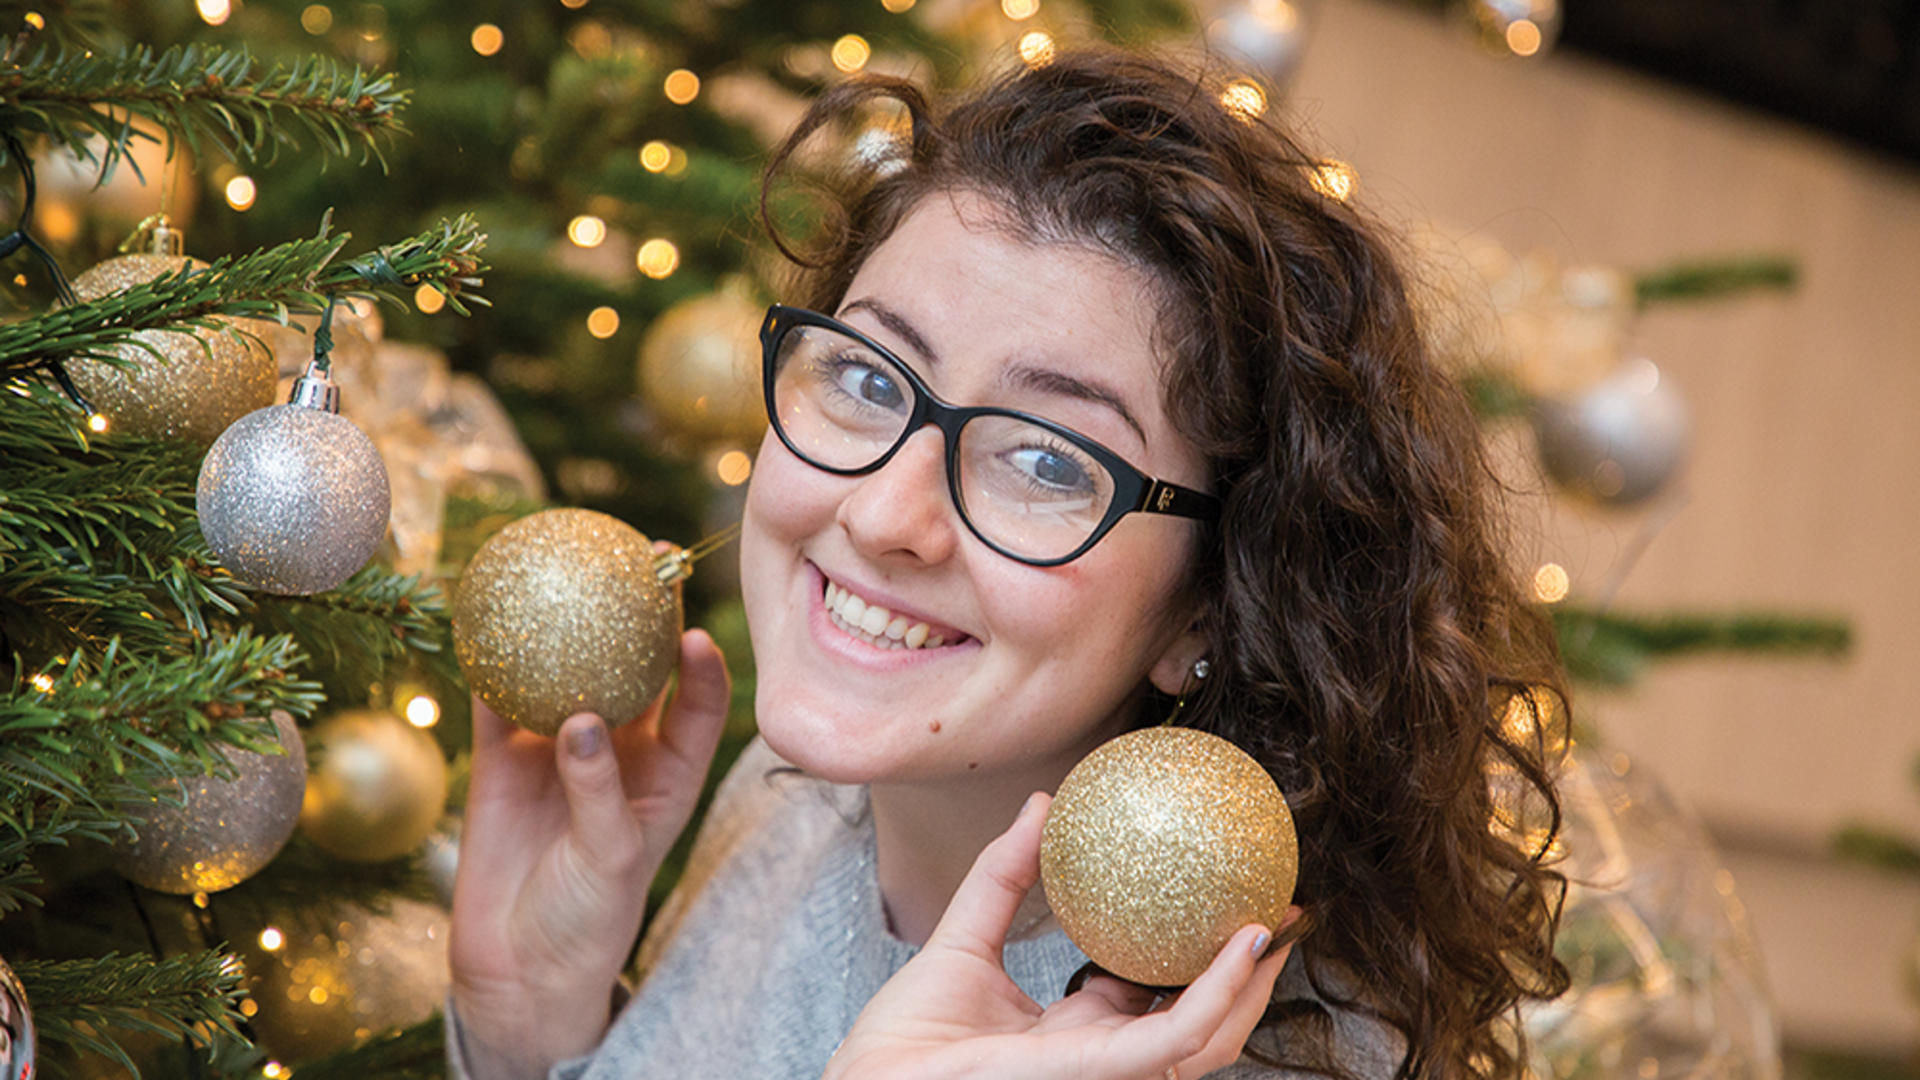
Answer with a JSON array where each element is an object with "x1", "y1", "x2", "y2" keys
[{"x1": 449, "y1": 738, "x2": 1403, "y2": 1079}]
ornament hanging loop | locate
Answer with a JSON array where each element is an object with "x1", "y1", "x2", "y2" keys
[
  {"x1": 286, "y1": 295, "x2": 342, "y2": 412},
  {"x1": 654, "y1": 521, "x2": 741, "y2": 586}
]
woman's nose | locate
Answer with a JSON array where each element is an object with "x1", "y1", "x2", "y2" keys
[{"x1": 835, "y1": 426, "x2": 959, "y2": 566}]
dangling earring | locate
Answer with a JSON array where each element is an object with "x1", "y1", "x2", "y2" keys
[{"x1": 1164, "y1": 657, "x2": 1210, "y2": 726}]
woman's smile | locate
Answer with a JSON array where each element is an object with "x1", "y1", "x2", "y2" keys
[{"x1": 806, "y1": 560, "x2": 980, "y2": 670}]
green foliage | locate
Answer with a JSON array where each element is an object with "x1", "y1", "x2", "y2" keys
[
  {"x1": 0, "y1": 43, "x2": 407, "y2": 171},
  {"x1": 1634, "y1": 255, "x2": 1798, "y2": 306},
  {"x1": 1553, "y1": 605, "x2": 1852, "y2": 687},
  {"x1": 14, "y1": 949, "x2": 249, "y2": 1077},
  {"x1": 1832, "y1": 824, "x2": 1920, "y2": 878},
  {"x1": 286, "y1": 1015, "x2": 446, "y2": 1080}
]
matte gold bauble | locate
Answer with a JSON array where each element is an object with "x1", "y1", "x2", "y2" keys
[
  {"x1": 299, "y1": 711, "x2": 448, "y2": 863},
  {"x1": 452, "y1": 508, "x2": 682, "y2": 736},
  {"x1": 114, "y1": 711, "x2": 308, "y2": 894},
  {"x1": 636, "y1": 281, "x2": 767, "y2": 444},
  {"x1": 68, "y1": 239, "x2": 276, "y2": 445},
  {"x1": 236, "y1": 898, "x2": 448, "y2": 1059},
  {"x1": 1040, "y1": 726, "x2": 1297, "y2": 986}
]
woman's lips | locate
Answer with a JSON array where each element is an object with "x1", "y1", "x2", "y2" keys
[{"x1": 805, "y1": 562, "x2": 974, "y2": 662}]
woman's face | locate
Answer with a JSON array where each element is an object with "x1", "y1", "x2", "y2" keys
[{"x1": 741, "y1": 191, "x2": 1208, "y2": 791}]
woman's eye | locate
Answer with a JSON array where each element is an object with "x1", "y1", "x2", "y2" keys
[
  {"x1": 1008, "y1": 446, "x2": 1093, "y2": 494},
  {"x1": 833, "y1": 357, "x2": 906, "y2": 410}
]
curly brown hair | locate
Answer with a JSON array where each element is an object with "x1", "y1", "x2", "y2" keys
[{"x1": 760, "y1": 47, "x2": 1570, "y2": 1080}]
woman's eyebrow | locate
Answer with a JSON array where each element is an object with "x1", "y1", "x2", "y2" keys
[
  {"x1": 841, "y1": 297, "x2": 940, "y2": 365},
  {"x1": 1005, "y1": 364, "x2": 1147, "y2": 446}
]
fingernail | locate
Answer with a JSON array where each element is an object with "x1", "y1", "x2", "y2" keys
[
  {"x1": 1249, "y1": 929, "x2": 1271, "y2": 957},
  {"x1": 1019, "y1": 792, "x2": 1040, "y2": 819},
  {"x1": 568, "y1": 719, "x2": 605, "y2": 759}
]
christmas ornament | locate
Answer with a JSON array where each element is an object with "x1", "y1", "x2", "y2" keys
[
  {"x1": 237, "y1": 898, "x2": 448, "y2": 1059},
  {"x1": 1522, "y1": 748, "x2": 1779, "y2": 1080},
  {"x1": 421, "y1": 818, "x2": 461, "y2": 908},
  {"x1": 1531, "y1": 358, "x2": 1689, "y2": 506},
  {"x1": 0, "y1": 953, "x2": 35, "y2": 1080},
  {"x1": 1455, "y1": 0, "x2": 1562, "y2": 57},
  {"x1": 636, "y1": 279, "x2": 767, "y2": 445},
  {"x1": 196, "y1": 359, "x2": 392, "y2": 595},
  {"x1": 1040, "y1": 726, "x2": 1297, "y2": 986},
  {"x1": 299, "y1": 710, "x2": 448, "y2": 863},
  {"x1": 453, "y1": 509, "x2": 683, "y2": 736},
  {"x1": 114, "y1": 711, "x2": 307, "y2": 894},
  {"x1": 262, "y1": 294, "x2": 383, "y2": 385},
  {"x1": 67, "y1": 218, "x2": 276, "y2": 444},
  {"x1": 1205, "y1": 0, "x2": 1309, "y2": 81}
]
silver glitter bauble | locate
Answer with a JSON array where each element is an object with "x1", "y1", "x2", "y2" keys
[
  {"x1": 236, "y1": 898, "x2": 448, "y2": 1059},
  {"x1": 114, "y1": 711, "x2": 307, "y2": 894},
  {"x1": 453, "y1": 508, "x2": 683, "y2": 736},
  {"x1": 197, "y1": 403, "x2": 392, "y2": 595},
  {"x1": 1041, "y1": 727, "x2": 1298, "y2": 987},
  {"x1": 1531, "y1": 358, "x2": 1689, "y2": 506},
  {"x1": 0, "y1": 954, "x2": 35, "y2": 1080},
  {"x1": 299, "y1": 710, "x2": 448, "y2": 863},
  {"x1": 1205, "y1": 0, "x2": 1309, "y2": 80},
  {"x1": 68, "y1": 249, "x2": 276, "y2": 446}
]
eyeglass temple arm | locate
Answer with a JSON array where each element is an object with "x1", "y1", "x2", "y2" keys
[{"x1": 1137, "y1": 479, "x2": 1220, "y2": 521}]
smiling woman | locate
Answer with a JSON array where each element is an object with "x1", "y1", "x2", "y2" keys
[{"x1": 447, "y1": 47, "x2": 1570, "y2": 1080}]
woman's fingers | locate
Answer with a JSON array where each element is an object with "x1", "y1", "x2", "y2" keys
[
  {"x1": 1095, "y1": 923, "x2": 1270, "y2": 1077},
  {"x1": 923, "y1": 791, "x2": 1050, "y2": 962},
  {"x1": 1175, "y1": 939, "x2": 1293, "y2": 1076},
  {"x1": 554, "y1": 712, "x2": 644, "y2": 870}
]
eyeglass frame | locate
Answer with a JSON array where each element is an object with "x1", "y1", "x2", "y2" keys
[{"x1": 758, "y1": 303, "x2": 1221, "y2": 567}]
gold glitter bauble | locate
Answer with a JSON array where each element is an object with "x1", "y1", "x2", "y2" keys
[
  {"x1": 113, "y1": 712, "x2": 307, "y2": 894},
  {"x1": 636, "y1": 282, "x2": 767, "y2": 444},
  {"x1": 452, "y1": 508, "x2": 682, "y2": 736},
  {"x1": 299, "y1": 711, "x2": 448, "y2": 863},
  {"x1": 1040, "y1": 726, "x2": 1298, "y2": 986},
  {"x1": 236, "y1": 897, "x2": 448, "y2": 1059},
  {"x1": 69, "y1": 253, "x2": 276, "y2": 445}
]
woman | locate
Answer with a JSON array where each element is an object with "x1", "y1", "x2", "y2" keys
[{"x1": 449, "y1": 49, "x2": 1569, "y2": 1080}]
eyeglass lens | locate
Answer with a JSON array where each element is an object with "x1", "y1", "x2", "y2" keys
[{"x1": 769, "y1": 323, "x2": 1119, "y2": 562}]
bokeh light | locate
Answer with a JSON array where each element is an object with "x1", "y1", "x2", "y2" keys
[
  {"x1": 567, "y1": 214, "x2": 607, "y2": 248},
  {"x1": 664, "y1": 69, "x2": 700, "y2": 105},
  {"x1": 716, "y1": 450, "x2": 753, "y2": 486},
  {"x1": 405, "y1": 694, "x2": 441, "y2": 729},
  {"x1": 414, "y1": 283, "x2": 446, "y2": 314},
  {"x1": 224, "y1": 175, "x2": 257, "y2": 211},
  {"x1": 1018, "y1": 30, "x2": 1055, "y2": 68},
  {"x1": 587, "y1": 306, "x2": 621, "y2": 338},
  {"x1": 1506, "y1": 18, "x2": 1543, "y2": 56},
  {"x1": 640, "y1": 140, "x2": 673, "y2": 172},
  {"x1": 832, "y1": 34, "x2": 872, "y2": 74},
  {"x1": 1309, "y1": 159, "x2": 1357, "y2": 202},
  {"x1": 636, "y1": 238, "x2": 680, "y2": 279},
  {"x1": 197, "y1": 0, "x2": 231, "y2": 26},
  {"x1": 471, "y1": 23, "x2": 504, "y2": 56},
  {"x1": 300, "y1": 4, "x2": 333, "y2": 32},
  {"x1": 1531, "y1": 562, "x2": 1570, "y2": 603},
  {"x1": 1001, "y1": 0, "x2": 1039, "y2": 19}
]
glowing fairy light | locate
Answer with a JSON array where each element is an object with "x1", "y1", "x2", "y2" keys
[
  {"x1": 831, "y1": 34, "x2": 872, "y2": 73},
  {"x1": 197, "y1": 0, "x2": 232, "y2": 26},
  {"x1": 567, "y1": 214, "x2": 607, "y2": 248},
  {"x1": 1506, "y1": 19, "x2": 1542, "y2": 56},
  {"x1": 1531, "y1": 562, "x2": 1569, "y2": 603},
  {"x1": 29, "y1": 673, "x2": 53, "y2": 693},
  {"x1": 414, "y1": 283, "x2": 446, "y2": 314},
  {"x1": 258, "y1": 927, "x2": 286, "y2": 951},
  {"x1": 224, "y1": 175, "x2": 257, "y2": 211},
  {"x1": 716, "y1": 450, "x2": 752, "y2": 486},
  {"x1": 300, "y1": 4, "x2": 332, "y2": 33},
  {"x1": 1001, "y1": 0, "x2": 1039, "y2": 19},
  {"x1": 471, "y1": 23, "x2": 504, "y2": 56},
  {"x1": 1308, "y1": 159, "x2": 1357, "y2": 202},
  {"x1": 1219, "y1": 79, "x2": 1267, "y2": 121},
  {"x1": 587, "y1": 306, "x2": 621, "y2": 338},
  {"x1": 664, "y1": 69, "x2": 700, "y2": 105},
  {"x1": 636, "y1": 238, "x2": 679, "y2": 279},
  {"x1": 1018, "y1": 30, "x2": 1055, "y2": 68},
  {"x1": 881, "y1": 0, "x2": 915, "y2": 10},
  {"x1": 87, "y1": 413, "x2": 109, "y2": 433},
  {"x1": 640, "y1": 140, "x2": 673, "y2": 172},
  {"x1": 405, "y1": 694, "x2": 441, "y2": 728}
]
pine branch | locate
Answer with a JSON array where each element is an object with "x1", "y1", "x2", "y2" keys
[
  {"x1": 0, "y1": 632, "x2": 321, "y2": 912},
  {"x1": 243, "y1": 565, "x2": 450, "y2": 705},
  {"x1": 13, "y1": 949, "x2": 248, "y2": 1077},
  {"x1": 1634, "y1": 256, "x2": 1798, "y2": 305},
  {"x1": 0, "y1": 213, "x2": 488, "y2": 381},
  {"x1": 0, "y1": 43, "x2": 407, "y2": 173},
  {"x1": 1553, "y1": 605, "x2": 1852, "y2": 686},
  {"x1": 1832, "y1": 823, "x2": 1920, "y2": 878}
]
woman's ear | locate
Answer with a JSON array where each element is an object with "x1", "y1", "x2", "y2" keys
[{"x1": 1147, "y1": 614, "x2": 1210, "y2": 698}]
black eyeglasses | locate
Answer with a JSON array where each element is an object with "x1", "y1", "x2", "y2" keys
[{"x1": 759, "y1": 304, "x2": 1219, "y2": 567}]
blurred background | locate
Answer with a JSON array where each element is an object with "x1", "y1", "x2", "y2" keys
[{"x1": 3, "y1": 0, "x2": 1917, "y2": 1077}]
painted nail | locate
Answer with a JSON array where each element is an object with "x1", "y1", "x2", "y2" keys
[
  {"x1": 1019, "y1": 792, "x2": 1040, "y2": 819},
  {"x1": 568, "y1": 719, "x2": 606, "y2": 759},
  {"x1": 1249, "y1": 930, "x2": 1271, "y2": 957}
]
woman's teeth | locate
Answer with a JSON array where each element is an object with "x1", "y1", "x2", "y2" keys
[{"x1": 825, "y1": 581, "x2": 947, "y2": 650}]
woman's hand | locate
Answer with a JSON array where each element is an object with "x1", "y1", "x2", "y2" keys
[
  {"x1": 824, "y1": 792, "x2": 1296, "y2": 1080},
  {"x1": 448, "y1": 629, "x2": 731, "y2": 1080}
]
